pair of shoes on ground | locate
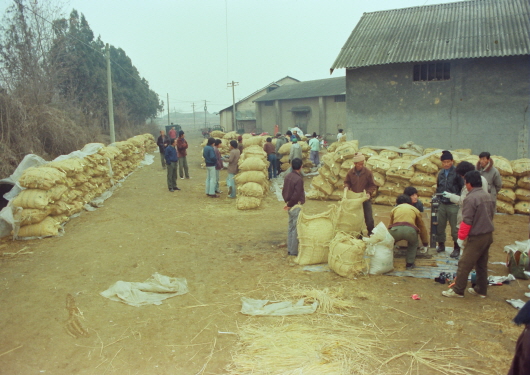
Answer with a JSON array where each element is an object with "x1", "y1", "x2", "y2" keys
[
  {"x1": 215, "y1": 190, "x2": 223, "y2": 194},
  {"x1": 169, "y1": 187, "x2": 181, "y2": 192},
  {"x1": 442, "y1": 288, "x2": 486, "y2": 298},
  {"x1": 207, "y1": 194, "x2": 219, "y2": 198}
]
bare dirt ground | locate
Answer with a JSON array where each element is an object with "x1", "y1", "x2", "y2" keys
[{"x1": 0, "y1": 132, "x2": 528, "y2": 374}]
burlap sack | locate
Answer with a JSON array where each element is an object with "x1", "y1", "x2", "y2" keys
[
  {"x1": 210, "y1": 130, "x2": 225, "y2": 138},
  {"x1": 295, "y1": 205, "x2": 337, "y2": 265},
  {"x1": 17, "y1": 216, "x2": 61, "y2": 238},
  {"x1": 328, "y1": 232, "x2": 367, "y2": 278},
  {"x1": 242, "y1": 134, "x2": 251, "y2": 139},
  {"x1": 242, "y1": 145, "x2": 267, "y2": 159},
  {"x1": 49, "y1": 200, "x2": 71, "y2": 216},
  {"x1": 334, "y1": 142, "x2": 358, "y2": 162},
  {"x1": 236, "y1": 196, "x2": 261, "y2": 210},
  {"x1": 515, "y1": 188, "x2": 530, "y2": 202},
  {"x1": 239, "y1": 157, "x2": 268, "y2": 172},
  {"x1": 330, "y1": 160, "x2": 342, "y2": 176},
  {"x1": 17, "y1": 208, "x2": 50, "y2": 226},
  {"x1": 374, "y1": 195, "x2": 395, "y2": 206},
  {"x1": 496, "y1": 200, "x2": 514, "y2": 215},
  {"x1": 379, "y1": 182, "x2": 401, "y2": 197},
  {"x1": 341, "y1": 159, "x2": 354, "y2": 171},
  {"x1": 73, "y1": 173, "x2": 90, "y2": 185},
  {"x1": 379, "y1": 150, "x2": 400, "y2": 159},
  {"x1": 328, "y1": 189, "x2": 342, "y2": 201},
  {"x1": 373, "y1": 172, "x2": 386, "y2": 187},
  {"x1": 298, "y1": 141, "x2": 310, "y2": 152},
  {"x1": 414, "y1": 159, "x2": 438, "y2": 174},
  {"x1": 280, "y1": 155, "x2": 290, "y2": 163},
  {"x1": 306, "y1": 189, "x2": 327, "y2": 200},
  {"x1": 278, "y1": 142, "x2": 292, "y2": 155},
  {"x1": 51, "y1": 214, "x2": 69, "y2": 224},
  {"x1": 19, "y1": 167, "x2": 66, "y2": 190},
  {"x1": 242, "y1": 136, "x2": 264, "y2": 148},
  {"x1": 47, "y1": 158, "x2": 85, "y2": 176},
  {"x1": 515, "y1": 201, "x2": 530, "y2": 215},
  {"x1": 325, "y1": 170, "x2": 340, "y2": 185},
  {"x1": 497, "y1": 188, "x2": 516, "y2": 204},
  {"x1": 366, "y1": 156, "x2": 391, "y2": 174},
  {"x1": 12, "y1": 189, "x2": 50, "y2": 209},
  {"x1": 47, "y1": 184, "x2": 69, "y2": 202},
  {"x1": 386, "y1": 159, "x2": 415, "y2": 180},
  {"x1": 99, "y1": 146, "x2": 121, "y2": 160},
  {"x1": 311, "y1": 175, "x2": 334, "y2": 196},
  {"x1": 338, "y1": 168, "x2": 349, "y2": 180},
  {"x1": 512, "y1": 159, "x2": 530, "y2": 177},
  {"x1": 453, "y1": 148, "x2": 472, "y2": 155},
  {"x1": 503, "y1": 176, "x2": 517, "y2": 189},
  {"x1": 223, "y1": 131, "x2": 238, "y2": 140},
  {"x1": 491, "y1": 156, "x2": 513, "y2": 176},
  {"x1": 336, "y1": 191, "x2": 367, "y2": 234},
  {"x1": 235, "y1": 171, "x2": 268, "y2": 185},
  {"x1": 416, "y1": 185, "x2": 436, "y2": 197},
  {"x1": 321, "y1": 153, "x2": 335, "y2": 166},
  {"x1": 411, "y1": 172, "x2": 437, "y2": 186},
  {"x1": 334, "y1": 178, "x2": 345, "y2": 189},
  {"x1": 281, "y1": 162, "x2": 290, "y2": 171},
  {"x1": 359, "y1": 147, "x2": 378, "y2": 159},
  {"x1": 238, "y1": 182, "x2": 264, "y2": 198}
]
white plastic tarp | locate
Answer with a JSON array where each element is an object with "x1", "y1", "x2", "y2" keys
[
  {"x1": 363, "y1": 222, "x2": 395, "y2": 275},
  {"x1": 100, "y1": 273, "x2": 188, "y2": 307},
  {"x1": 240, "y1": 297, "x2": 318, "y2": 316}
]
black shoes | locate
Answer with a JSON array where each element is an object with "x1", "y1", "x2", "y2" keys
[
  {"x1": 436, "y1": 242, "x2": 445, "y2": 253},
  {"x1": 450, "y1": 242, "x2": 460, "y2": 258},
  {"x1": 406, "y1": 263, "x2": 415, "y2": 270}
]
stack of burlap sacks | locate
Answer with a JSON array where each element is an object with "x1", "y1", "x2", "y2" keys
[
  {"x1": 277, "y1": 140, "x2": 314, "y2": 174},
  {"x1": 308, "y1": 141, "x2": 530, "y2": 216},
  {"x1": 235, "y1": 142, "x2": 270, "y2": 210},
  {"x1": 11, "y1": 134, "x2": 157, "y2": 238},
  {"x1": 294, "y1": 190, "x2": 370, "y2": 278}
]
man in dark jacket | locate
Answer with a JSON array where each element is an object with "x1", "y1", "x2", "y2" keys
[
  {"x1": 508, "y1": 301, "x2": 530, "y2": 374},
  {"x1": 164, "y1": 138, "x2": 180, "y2": 192},
  {"x1": 176, "y1": 130, "x2": 190, "y2": 179},
  {"x1": 203, "y1": 137, "x2": 218, "y2": 198},
  {"x1": 282, "y1": 158, "x2": 305, "y2": 256},
  {"x1": 436, "y1": 150, "x2": 464, "y2": 254},
  {"x1": 157, "y1": 130, "x2": 170, "y2": 169},
  {"x1": 344, "y1": 153, "x2": 377, "y2": 235},
  {"x1": 442, "y1": 170, "x2": 494, "y2": 298}
]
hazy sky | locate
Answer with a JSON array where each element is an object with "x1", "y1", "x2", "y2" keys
[{"x1": 4, "y1": 0, "x2": 460, "y2": 114}]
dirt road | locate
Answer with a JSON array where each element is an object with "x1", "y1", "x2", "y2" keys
[{"x1": 0, "y1": 132, "x2": 528, "y2": 374}]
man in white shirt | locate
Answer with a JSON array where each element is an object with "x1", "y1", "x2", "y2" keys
[{"x1": 337, "y1": 129, "x2": 344, "y2": 141}]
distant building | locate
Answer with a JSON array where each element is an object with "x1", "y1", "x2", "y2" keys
[
  {"x1": 331, "y1": 0, "x2": 530, "y2": 159},
  {"x1": 254, "y1": 76, "x2": 346, "y2": 136},
  {"x1": 219, "y1": 76, "x2": 299, "y2": 133}
]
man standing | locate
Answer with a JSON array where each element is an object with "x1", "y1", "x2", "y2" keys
[
  {"x1": 442, "y1": 170, "x2": 495, "y2": 298},
  {"x1": 344, "y1": 153, "x2": 377, "y2": 235},
  {"x1": 389, "y1": 194, "x2": 429, "y2": 269},
  {"x1": 289, "y1": 138, "x2": 302, "y2": 164},
  {"x1": 227, "y1": 140, "x2": 240, "y2": 198},
  {"x1": 263, "y1": 137, "x2": 277, "y2": 179},
  {"x1": 213, "y1": 139, "x2": 223, "y2": 194},
  {"x1": 308, "y1": 132, "x2": 320, "y2": 166},
  {"x1": 203, "y1": 138, "x2": 218, "y2": 198},
  {"x1": 157, "y1": 130, "x2": 170, "y2": 169},
  {"x1": 164, "y1": 138, "x2": 180, "y2": 192},
  {"x1": 476, "y1": 151, "x2": 502, "y2": 205},
  {"x1": 176, "y1": 130, "x2": 190, "y2": 179},
  {"x1": 435, "y1": 150, "x2": 464, "y2": 254},
  {"x1": 168, "y1": 124, "x2": 177, "y2": 140},
  {"x1": 274, "y1": 132, "x2": 287, "y2": 175},
  {"x1": 282, "y1": 158, "x2": 305, "y2": 256},
  {"x1": 337, "y1": 129, "x2": 344, "y2": 141}
]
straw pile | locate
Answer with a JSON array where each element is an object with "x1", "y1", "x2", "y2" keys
[
  {"x1": 235, "y1": 145, "x2": 270, "y2": 210},
  {"x1": 307, "y1": 141, "x2": 530, "y2": 215},
  {"x1": 11, "y1": 134, "x2": 156, "y2": 238}
]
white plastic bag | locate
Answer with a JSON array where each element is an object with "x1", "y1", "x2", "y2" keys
[{"x1": 363, "y1": 222, "x2": 394, "y2": 275}]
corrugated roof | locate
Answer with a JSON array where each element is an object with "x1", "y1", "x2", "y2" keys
[
  {"x1": 331, "y1": 0, "x2": 530, "y2": 70},
  {"x1": 254, "y1": 77, "x2": 345, "y2": 102}
]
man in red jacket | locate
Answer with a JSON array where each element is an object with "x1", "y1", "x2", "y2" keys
[
  {"x1": 282, "y1": 158, "x2": 305, "y2": 256},
  {"x1": 344, "y1": 153, "x2": 377, "y2": 235}
]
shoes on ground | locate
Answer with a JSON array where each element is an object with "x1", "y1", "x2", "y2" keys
[
  {"x1": 181, "y1": 177, "x2": 184, "y2": 179},
  {"x1": 174, "y1": 187, "x2": 181, "y2": 191},
  {"x1": 468, "y1": 288, "x2": 486, "y2": 298},
  {"x1": 442, "y1": 289, "x2": 464, "y2": 298},
  {"x1": 208, "y1": 194, "x2": 219, "y2": 198},
  {"x1": 169, "y1": 189, "x2": 174, "y2": 192},
  {"x1": 406, "y1": 263, "x2": 415, "y2": 270},
  {"x1": 450, "y1": 248, "x2": 460, "y2": 258},
  {"x1": 437, "y1": 242, "x2": 446, "y2": 253},
  {"x1": 215, "y1": 191, "x2": 223, "y2": 194}
]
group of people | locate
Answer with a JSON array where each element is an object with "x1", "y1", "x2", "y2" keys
[
  {"x1": 282, "y1": 148, "x2": 502, "y2": 301},
  {"x1": 157, "y1": 129, "x2": 190, "y2": 192}
]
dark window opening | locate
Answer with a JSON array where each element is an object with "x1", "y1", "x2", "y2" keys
[
  {"x1": 264, "y1": 101, "x2": 274, "y2": 106},
  {"x1": 267, "y1": 86, "x2": 277, "y2": 93},
  {"x1": 334, "y1": 95, "x2": 346, "y2": 102},
  {"x1": 413, "y1": 62, "x2": 450, "y2": 82}
]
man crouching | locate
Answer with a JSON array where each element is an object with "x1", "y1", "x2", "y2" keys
[{"x1": 442, "y1": 170, "x2": 495, "y2": 298}]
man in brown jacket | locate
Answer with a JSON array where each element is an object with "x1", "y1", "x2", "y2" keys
[
  {"x1": 176, "y1": 130, "x2": 190, "y2": 179},
  {"x1": 282, "y1": 158, "x2": 305, "y2": 256},
  {"x1": 442, "y1": 170, "x2": 495, "y2": 298},
  {"x1": 389, "y1": 195, "x2": 429, "y2": 269},
  {"x1": 226, "y1": 140, "x2": 240, "y2": 198},
  {"x1": 344, "y1": 153, "x2": 377, "y2": 234}
]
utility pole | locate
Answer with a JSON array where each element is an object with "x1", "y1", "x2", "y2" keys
[
  {"x1": 204, "y1": 100, "x2": 208, "y2": 129},
  {"x1": 227, "y1": 81, "x2": 239, "y2": 131},
  {"x1": 167, "y1": 94, "x2": 170, "y2": 127},
  {"x1": 191, "y1": 103, "x2": 196, "y2": 129},
  {"x1": 105, "y1": 43, "x2": 115, "y2": 143}
]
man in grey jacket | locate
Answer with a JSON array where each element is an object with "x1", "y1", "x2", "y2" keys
[{"x1": 476, "y1": 151, "x2": 502, "y2": 205}]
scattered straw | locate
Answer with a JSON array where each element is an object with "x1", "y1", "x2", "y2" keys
[
  {"x1": 0, "y1": 344, "x2": 23, "y2": 357},
  {"x1": 287, "y1": 285, "x2": 356, "y2": 314}
]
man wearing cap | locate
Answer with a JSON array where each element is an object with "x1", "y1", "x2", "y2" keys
[
  {"x1": 344, "y1": 153, "x2": 377, "y2": 234},
  {"x1": 275, "y1": 132, "x2": 287, "y2": 175},
  {"x1": 436, "y1": 150, "x2": 465, "y2": 254}
]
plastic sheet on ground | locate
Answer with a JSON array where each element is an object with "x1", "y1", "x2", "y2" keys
[
  {"x1": 89, "y1": 183, "x2": 122, "y2": 208},
  {"x1": 302, "y1": 264, "x2": 331, "y2": 272},
  {"x1": 100, "y1": 273, "x2": 188, "y2": 307},
  {"x1": 240, "y1": 297, "x2": 318, "y2": 316},
  {"x1": 507, "y1": 299, "x2": 526, "y2": 310},
  {"x1": 489, "y1": 274, "x2": 516, "y2": 284},
  {"x1": 139, "y1": 154, "x2": 154, "y2": 166}
]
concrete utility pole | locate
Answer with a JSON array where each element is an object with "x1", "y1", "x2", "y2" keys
[
  {"x1": 167, "y1": 94, "x2": 170, "y2": 127},
  {"x1": 204, "y1": 100, "x2": 208, "y2": 128},
  {"x1": 192, "y1": 103, "x2": 196, "y2": 128},
  {"x1": 227, "y1": 81, "x2": 239, "y2": 131},
  {"x1": 105, "y1": 43, "x2": 115, "y2": 143}
]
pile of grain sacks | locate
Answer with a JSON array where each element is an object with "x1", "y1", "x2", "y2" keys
[
  {"x1": 10, "y1": 134, "x2": 157, "y2": 238},
  {"x1": 277, "y1": 140, "x2": 313, "y2": 174},
  {"x1": 235, "y1": 145, "x2": 270, "y2": 210},
  {"x1": 307, "y1": 141, "x2": 530, "y2": 215}
]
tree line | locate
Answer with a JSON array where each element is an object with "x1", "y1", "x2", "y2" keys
[{"x1": 0, "y1": 0, "x2": 163, "y2": 176}]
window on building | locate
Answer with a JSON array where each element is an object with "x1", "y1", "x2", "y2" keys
[
  {"x1": 334, "y1": 95, "x2": 346, "y2": 102},
  {"x1": 413, "y1": 62, "x2": 450, "y2": 81},
  {"x1": 264, "y1": 101, "x2": 274, "y2": 106}
]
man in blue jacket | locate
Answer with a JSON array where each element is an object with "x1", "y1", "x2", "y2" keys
[
  {"x1": 203, "y1": 137, "x2": 218, "y2": 198},
  {"x1": 164, "y1": 138, "x2": 180, "y2": 192}
]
